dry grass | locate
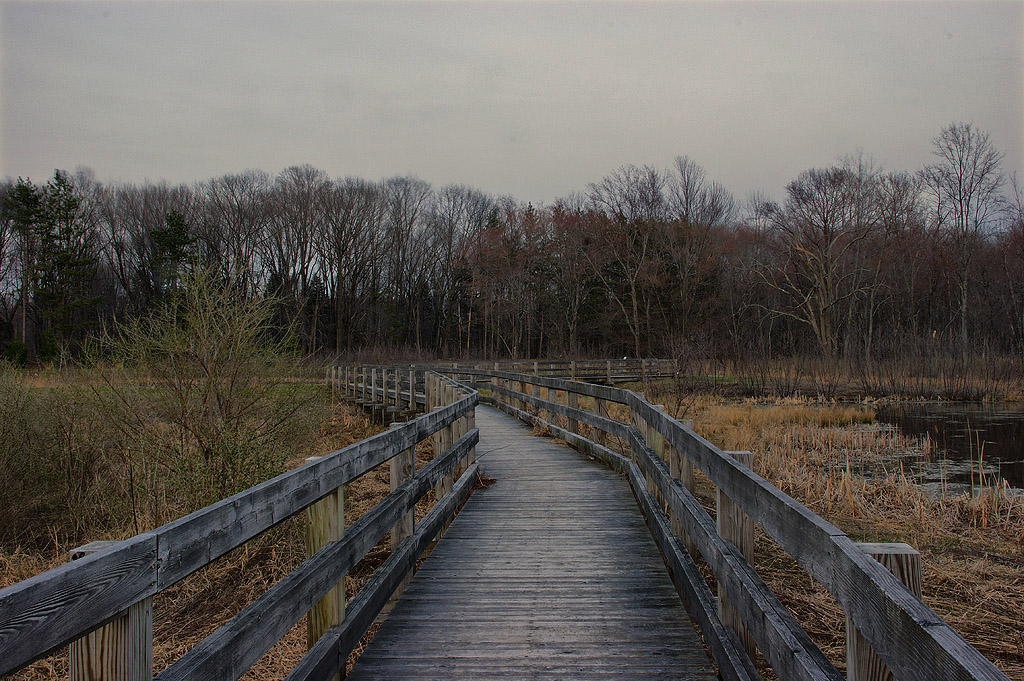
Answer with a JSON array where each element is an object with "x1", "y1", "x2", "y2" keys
[
  {"x1": 676, "y1": 396, "x2": 1024, "y2": 680},
  {"x1": 2, "y1": 397, "x2": 430, "y2": 681}
]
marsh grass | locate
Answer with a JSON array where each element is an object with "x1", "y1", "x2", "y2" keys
[{"x1": 679, "y1": 396, "x2": 1024, "y2": 679}]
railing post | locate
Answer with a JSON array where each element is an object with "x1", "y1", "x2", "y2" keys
[
  {"x1": 570, "y1": 361, "x2": 577, "y2": 381},
  {"x1": 606, "y1": 359, "x2": 613, "y2": 385},
  {"x1": 670, "y1": 419, "x2": 696, "y2": 556},
  {"x1": 717, "y1": 450, "x2": 756, "y2": 660},
  {"x1": 304, "y1": 456, "x2": 344, "y2": 678},
  {"x1": 594, "y1": 397, "x2": 609, "y2": 446},
  {"x1": 846, "y1": 544, "x2": 922, "y2": 681},
  {"x1": 408, "y1": 368, "x2": 416, "y2": 411},
  {"x1": 646, "y1": 407, "x2": 667, "y2": 508},
  {"x1": 539, "y1": 384, "x2": 548, "y2": 424},
  {"x1": 388, "y1": 423, "x2": 415, "y2": 607},
  {"x1": 432, "y1": 381, "x2": 455, "y2": 537},
  {"x1": 68, "y1": 542, "x2": 152, "y2": 681},
  {"x1": 566, "y1": 387, "x2": 579, "y2": 435},
  {"x1": 467, "y1": 403, "x2": 477, "y2": 466}
]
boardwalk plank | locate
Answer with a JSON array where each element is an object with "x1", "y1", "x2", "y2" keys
[{"x1": 347, "y1": 405, "x2": 716, "y2": 681}]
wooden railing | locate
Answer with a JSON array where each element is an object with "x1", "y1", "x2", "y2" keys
[
  {"x1": 434, "y1": 357, "x2": 676, "y2": 383},
  {"x1": 0, "y1": 370, "x2": 478, "y2": 681},
  {"x1": 440, "y1": 367, "x2": 1009, "y2": 681}
]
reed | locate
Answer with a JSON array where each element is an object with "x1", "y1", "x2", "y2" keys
[{"x1": 680, "y1": 395, "x2": 1023, "y2": 679}]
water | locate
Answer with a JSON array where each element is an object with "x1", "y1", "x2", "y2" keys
[{"x1": 874, "y1": 402, "x2": 1024, "y2": 492}]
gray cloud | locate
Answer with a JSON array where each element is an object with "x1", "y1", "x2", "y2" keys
[{"x1": 2, "y1": 0, "x2": 1021, "y2": 203}]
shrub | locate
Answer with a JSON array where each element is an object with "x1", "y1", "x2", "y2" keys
[
  {"x1": 101, "y1": 267, "x2": 325, "y2": 519},
  {"x1": 2, "y1": 339, "x2": 28, "y2": 366}
]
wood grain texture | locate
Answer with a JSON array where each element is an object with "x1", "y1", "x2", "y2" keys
[
  {"x1": 303, "y1": 455, "x2": 344, "y2": 660},
  {"x1": 68, "y1": 542, "x2": 153, "y2": 681},
  {"x1": 846, "y1": 544, "x2": 922, "y2": 681},
  {"x1": 717, "y1": 450, "x2": 756, "y2": 660},
  {"x1": 345, "y1": 406, "x2": 716, "y2": 681},
  {"x1": 0, "y1": 534, "x2": 157, "y2": 677}
]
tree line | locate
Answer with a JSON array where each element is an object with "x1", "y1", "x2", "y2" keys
[{"x1": 1, "y1": 122, "x2": 1022, "y2": 366}]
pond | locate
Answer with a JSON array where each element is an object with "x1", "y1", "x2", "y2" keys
[{"x1": 874, "y1": 402, "x2": 1024, "y2": 493}]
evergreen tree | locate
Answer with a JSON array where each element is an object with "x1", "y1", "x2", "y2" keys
[
  {"x1": 2, "y1": 178, "x2": 43, "y2": 350},
  {"x1": 31, "y1": 171, "x2": 101, "y2": 359},
  {"x1": 149, "y1": 209, "x2": 195, "y2": 299}
]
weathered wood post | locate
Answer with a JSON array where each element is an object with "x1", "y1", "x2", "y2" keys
[
  {"x1": 606, "y1": 359, "x2": 613, "y2": 385},
  {"x1": 467, "y1": 401, "x2": 477, "y2": 466},
  {"x1": 432, "y1": 380, "x2": 455, "y2": 536},
  {"x1": 566, "y1": 385, "x2": 579, "y2": 435},
  {"x1": 539, "y1": 384, "x2": 549, "y2": 425},
  {"x1": 570, "y1": 360, "x2": 577, "y2": 381},
  {"x1": 629, "y1": 400, "x2": 647, "y2": 465},
  {"x1": 303, "y1": 456, "x2": 345, "y2": 681},
  {"x1": 717, "y1": 450, "x2": 756, "y2": 659},
  {"x1": 388, "y1": 423, "x2": 415, "y2": 607},
  {"x1": 403, "y1": 366, "x2": 411, "y2": 409},
  {"x1": 594, "y1": 396, "x2": 609, "y2": 446},
  {"x1": 670, "y1": 418, "x2": 696, "y2": 555},
  {"x1": 846, "y1": 544, "x2": 922, "y2": 681},
  {"x1": 646, "y1": 407, "x2": 667, "y2": 508},
  {"x1": 68, "y1": 542, "x2": 152, "y2": 681}
]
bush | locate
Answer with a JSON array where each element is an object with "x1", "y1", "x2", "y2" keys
[
  {"x1": 102, "y1": 267, "x2": 325, "y2": 519},
  {"x1": 0, "y1": 364, "x2": 125, "y2": 549},
  {"x1": 2, "y1": 339, "x2": 27, "y2": 366}
]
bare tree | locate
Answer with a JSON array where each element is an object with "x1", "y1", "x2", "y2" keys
[
  {"x1": 760, "y1": 166, "x2": 879, "y2": 357},
  {"x1": 1002, "y1": 173, "x2": 1024, "y2": 355},
  {"x1": 199, "y1": 170, "x2": 272, "y2": 297},
  {"x1": 921, "y1": 122, "x2": 1004, "y2": 357},
  {"x1": 263, "y1": 165, "x2": 331, "y2": 349},
  {"x1": 382, "y1": 176, "x2": 433, "y2": 350},
  {"x1": 427, "y1": 185, "x2": 492, "y2": 354},
  {"x1": 662, "y1": 156, "x2": 736, "y2": 339},
  {"x1": 316, "y1": 177, "x2": 384, "y2": 352},
  {"x1": 586, "y1": 164, "x2": 666, "y2": 356}
]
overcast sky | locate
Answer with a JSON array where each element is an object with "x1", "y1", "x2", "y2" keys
[{"x1": 2, "y1": 0, "x2": 1021, "y2": 204}]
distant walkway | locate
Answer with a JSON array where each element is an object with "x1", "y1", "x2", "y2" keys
[{"x1": 347, "y1": 405, "x2": 717, "y2": 680}]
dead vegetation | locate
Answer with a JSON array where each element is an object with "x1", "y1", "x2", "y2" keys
[{"x1": 670, "y1": 394, "x2": 1024, "y2": 680}]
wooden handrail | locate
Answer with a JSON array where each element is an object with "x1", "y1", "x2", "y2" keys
[{"x1": 466, "y1": 367, "x2": 1009, "y2": 681}]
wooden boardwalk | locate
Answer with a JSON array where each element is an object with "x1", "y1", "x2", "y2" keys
[{"x1": 347, "y1": 405, "x2": 717, "y2": 680}]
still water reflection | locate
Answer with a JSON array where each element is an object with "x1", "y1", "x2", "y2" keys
[{"x1": 874, "y1": 403, "x2": 1024, "y2": 491}]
